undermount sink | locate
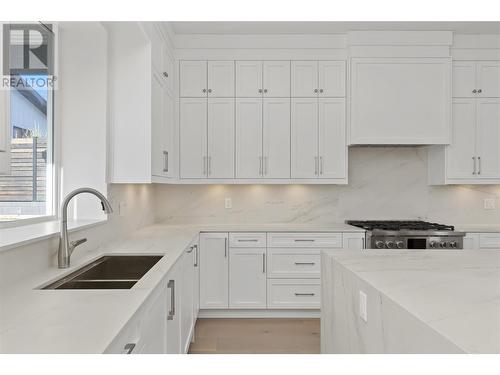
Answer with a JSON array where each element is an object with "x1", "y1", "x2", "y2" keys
[{"x1": 42, "y1": 255, "x2": 163, "y2": 290}]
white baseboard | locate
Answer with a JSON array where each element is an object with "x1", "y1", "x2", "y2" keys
[{"x1": 198, "y1": 309, "x2": 320, "y2": 318}]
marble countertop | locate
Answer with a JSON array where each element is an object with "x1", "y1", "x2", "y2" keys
[
  {"x1": 455, "y1": 225, "x2": 500, "y2": 233},
  {"x1": 0, "y1": 222, "x2": 362, "y2": 353},
  {"x1": 323, "y1": 249, "x2": 500, "y2": 353}
]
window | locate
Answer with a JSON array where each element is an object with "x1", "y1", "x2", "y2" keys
[{"x1": 0, "y1": 23, "x2": 56, "y2": 224}]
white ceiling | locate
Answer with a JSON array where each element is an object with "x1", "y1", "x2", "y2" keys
[{"x1": 170, "y1": 21, "x2": 500, "y2": 35}]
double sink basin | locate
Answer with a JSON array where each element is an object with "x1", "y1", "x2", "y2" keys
[{"x1": 43, "y1": 255, "x2": 163, "y2": 290}]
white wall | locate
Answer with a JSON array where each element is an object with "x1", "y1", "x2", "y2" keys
[{"x1": 154, "y1": 147, "x2": 500, "y2": 226}]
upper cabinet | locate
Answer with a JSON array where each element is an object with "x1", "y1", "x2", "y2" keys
[
  {"x1": 236, "y1": 61, "x2": 290, "y2": 97},
  {"x1": 452, "y1": 61, "x2": 500, "y2": 98},
  {"x1": 180, "y1": 61, "x2": 235, "y2": 97},
  {"x1": 291, "y1": 61, "x2": 345, "y2": 97},
  {"x1": 107, "y1": 22, "x2": 176, "y2": 183},
  {"x1": 350, "y1": 57, "x2": 451, "y2": 145}
]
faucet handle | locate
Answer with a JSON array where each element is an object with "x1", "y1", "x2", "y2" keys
[{"x1": 70, "y1": 238, "x2": 87, "y2": 250}]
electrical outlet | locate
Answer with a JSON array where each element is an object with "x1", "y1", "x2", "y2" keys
[
  {"x1": 224, "y1": 197, "x2": 232, "y2": 209},
  {"x1": 484, "y1": 198, "x2": 496, "y2": 210},
  {"x1": 118, "y1": 201, "x2": 127, "y2": 217},
  {"x1": 359, "y1": 291, "x2": 368, "y2": 322}
]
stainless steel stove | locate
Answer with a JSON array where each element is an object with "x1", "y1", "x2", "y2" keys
[{"x1": 346, "y1": 220, "x2": 465, "y2": 249}]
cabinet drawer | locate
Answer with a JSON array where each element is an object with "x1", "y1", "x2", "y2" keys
[
  {"x1": 267, "y1": 279, "x2": 320, "y2": 309},
  {"x1": 479, "y1": 233, "x2": 500, "y2": 248},
  {"x1": 229, "y1": 233, "x2": 266, "y2": 247},
  {"x1": 267, "y1": 248, "x2": 320, "y2": 278},
  {"x1": 267, "y1": 233, "x2": 342, "y2": 248}
]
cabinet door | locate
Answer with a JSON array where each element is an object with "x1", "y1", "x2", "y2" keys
[
  {"x1": 291, "y1": 98, "x2": 318, "y2": 178},
  {"x1": 163, "y1": 92, "x2": 175, "y2": 178},
  {"x1": 477, "y1": 62, "x2": 500, "y2": 98},
  {"x1": 236, "y1": 61, "x2": 263, "y2": 97},
  {"x1": 342, "y1": 233, "x2": 366, "y2": 249},
  {"x1": 318, "y1": 98, "x2": 346, "y2": 179},
  {"x1": 180, "y1": 98, "x2": 207, "y2": 178},
  {"x1": 166, "y1": 267, "x2": 181, "y2": 354},
  {"x1": 476, "y1": 99, "x2": 500, "y2": 178},
  {"x1": 263, "y1": 61, "x2": 290, "y2": 97},
  {"x1": 263, "y1": 98, "x2": 290, "y2": 178},
  {"x1": 291, "y1": 61, "x2": 318, "y2": 97},
  {"x1": 463, "y1": 233, "x2": 480, "y2": 250},
  {"x1": 180, "y1": 61, "x2": 207, "y2": 97},
  {"x1": 452, "y1": 61, "x2": 476, "y2": 98},
  {"x1": 208, "y1": 98, "x2": 235, "y2": 178},
  {"x1": 140, "y1": 286, "x2": 168, "y2": 354},
  {"x1": 151, "y1": 72, "x2": 166, "y2": 177},
  {"x1": 447, "y1": 99, "x2": 476, "y2": 179},
  {"x1": 193, "y1": 242, "x2": 200, "y2": 320},
  {"x1": 208, "y1": 61, "x2": 235, "y2": 97},
  {"x1": 236, "y1": 98, "x2": 263, "y2": 178},
  {"x1": 199, "y1": 233, "x2": 229, "y2": 309},
  {"x1": 229, "y1": 248, "x2": 267, "y2": 309},
  {"x1": 180, "y1": 249, "x2": 195, "y2": 354},
  {"x1": 318, "y1": 61, "x2": 345, "y2": 97}
]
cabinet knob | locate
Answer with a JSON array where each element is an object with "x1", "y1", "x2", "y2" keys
[
  {"x1": 472, "y1": 89, "x2": 477, "y2": 93},
  {"x1": 208, "y1": 89, "x2": 212, "y2": 93},
  {"x1": 319, "y1": 89, "x2": 324, "y2": 93},
  {"x1": 314, "y1": 89, "x2": 318, "y2": 93},
  {"x1": 202, "y1": 88, "x2": 207, "y2": 93},
  {"x1": 258, "y1": 89, "x2": 263, "y2": 93},
  {"x1": 477, "y1": 89, "x2": 482, "y2": 93},
  {"x1": 162, "y1": 72, "x2": 168, "y2": 78},
  {"x1": 263, "y1": 89, "x2": 268, "y2": 93}
]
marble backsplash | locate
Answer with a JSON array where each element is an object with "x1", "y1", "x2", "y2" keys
[{"x1": 155, "y1": 147, "x2": 500, "y2": 226}]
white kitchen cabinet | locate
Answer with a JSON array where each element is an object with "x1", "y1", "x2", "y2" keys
[
  {"x1": 236, "y1": 98, "x2": 263, "y2": 178},
  {"x1": 291, "y1": 98, "x2": 346, "y2": 179},
  {"x1": 180, "y1": 246, "x2": 196, "y2": 354},
  {"x1": 200, "y1": 233, "x2": 229, "y2": 309},
  {"x1": 208, "y1": 98, "x2": 235, "y2": 178},
  {"x1": 208, "y1": 61, "x2": 235, "y2": 97},
  {"x1": 262, "y1": 61, "x2": 290, "y2": 97},
  {"x1": 428, "y1": 98, "x2": 500, "y2": 184},
  {"x1": 236, "y1": 61, "x2": 290, "y2": 97},
  {"x1": 266, "y1": 248, "x2": 321, "y2": 279},
  {"x1": 267, "y1": 279, "x2": 320, "y2": 309},
  {"x1": 180, "y1": 98, "x2": 208, "y2": 178},
  {"x1": 236, "y1": 61, "x2": 263, "y2": 97},
  {"x1": 229, "y1": 247, "x2": 267, "y2": 309},
  {"x1": 350, "y1": 57, "x2": 451, "y2": 145},
  {"x1": 166, "y1": 264, "x2": 181, "y2": 354},
  {"x1": 192, "y1": 241, "x2": 200, "y2": 324},
  {"x1": 463, "y1": 233, "x2": 500, "y2": 250},
  {"x1": 180, "y1": 60, "x2": 207, "y2": 97},
  {"x1": 291, "y1": 61, "x2": 345, "y2": 97},
  {"x1": 342, "y1": 233, "x2": 366, "y2": 249},
  {"x1": 263, "y1": 98, "x2": 290, "y2": 178},
  {"x1": 452, "y1": 61, "x2": 500, "y2": 98},
  {"x1": 463, "y1": 233, "x2": 480, "y2": 250},
  {"x1": 107, "y1": 22, "x2": 176, "y2": 183}
]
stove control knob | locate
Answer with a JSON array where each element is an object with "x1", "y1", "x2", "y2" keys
[
  {"x1": 375, "y1": 241, "x2": 385, "y2": 249},
  {"x1": 430, "y1": 241, "x2": 438, "y2": 248},
  {"x1": 449, "y1": 241, "x2": 457, "y2": 249},
  {"x1": 385, "y1": 241, "x2": 396, "y2": 249},
  {"x1": 396, "y1": 241, "x2": 405, "y2": 249},
  {"x1": 438, "y1": 242, "x2": 446, "y2": 248}
]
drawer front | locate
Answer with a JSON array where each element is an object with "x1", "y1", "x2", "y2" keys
[
  {"x1": 229, "y1": 232, "x2": 267, "y2": 247},
  {"x1": 267, "y1": 233, "x2": 342, "y2": 248},
  {"x1": 479, "y1": 233, "x2": 500, "y2": 248},
  {"x1": 267, "y1": 279, "x2": 320, "y2": 309},
  {"x1": 267, "y1": 248, "x2": 320, "y2": 278}
]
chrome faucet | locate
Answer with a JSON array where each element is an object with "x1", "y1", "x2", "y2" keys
[{"x1": 58, "y1": 188, "x2": 113, "y2": 268}]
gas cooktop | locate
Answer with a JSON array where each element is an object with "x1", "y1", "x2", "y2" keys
[{"x1": 346, "y1": 220, "x2": 455, "y2": 232}]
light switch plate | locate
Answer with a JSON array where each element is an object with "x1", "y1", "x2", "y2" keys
[
  {"x1": 484, "y1": 198, "x2": 496, "y2": 210},
  {"x1": 359, "y1": 291, "x2": 368, "y2": 322},
  {"x1": 118, "y1": 201, "x2": 127, "y2": 217},
  {"x1": 225, "y1": 197, "x2": 232, "y2": 209}
]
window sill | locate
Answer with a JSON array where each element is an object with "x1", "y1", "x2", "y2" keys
[{"x1": 0, "y1": 218, "x2": 108, "y2": 253}]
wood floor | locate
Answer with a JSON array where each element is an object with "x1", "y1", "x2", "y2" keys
[{"x1": 188, "y1": 318, "x2": 320, "y2": 354}]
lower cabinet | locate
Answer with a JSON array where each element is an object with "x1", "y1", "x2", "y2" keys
[
  {"x1": 166, "y1": 260, "x2": 181, "y2": 354},
  {"x1": 229, "y1": 247, "x2": 267, "y2": 309},
  {"x1": 180, "y1": 246, "x2": 196, "y2": 354},
  {"x1": 267, "y1": 279, "x2": 321, "y2": 309},
  {"x1": 464, "y1": 232, "x2": 500, "y2": 250},
  {"x1": 199, "y1": 233, "x2": 229, "y2": 309}
]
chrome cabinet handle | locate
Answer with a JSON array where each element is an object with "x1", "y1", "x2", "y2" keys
[
  {"x1": 203, "y1": 156, "x2": 207, "y2": 176},
  {"x1": 163, "y1": 151, "x2": 168, "y2": 172},
  {"x1": 194, "y1": 244, "x2": 199, "y2": 267},
  {"x1": 294, "y1": 293, "x2": 315, "y2": 296},
  {"x1": 473, "y1": 156, "x2": 477, "y2": 175},
  {"x1": 295, "y1": 239, "x2": 315, "y2": 242},
  {"x1": 319, "y1": 156, "x2": 324, "y2": 175},
  {"x1": 264, "y1": 156, "x2": 268, "y2": 175},
  {"x1": 224, "y1": 237, "x2": 227, "y2": 258},
  {"x1": 478, "y1": 156, "x2": 482, "y2": 175},
  {"x1": 259, "y1": 156, "x2": 263, "y2": 176},
  {"x1": 167, "y1": 280, "x2": 175, "y2": 320},
  {"x1": 262, "y1": 253, "x2": 266, "y2": 273},
  {"x1": 162, "y1": 72, "x2": 168, "y2": 78},
  {"x1": 207, "y1": 156, "x2": 212, "y2": 176},
  {"x1": 238, "y1": 239, "x2": 258, "y2": 242},
  {"x1": 294, "y1": 262, "x2": 316, "y2": 265},
  {"x1": 478, "y1": 89, "x2": 482, "y2": 94},
  {"x1": 123, "y1": 343, "x2": 136, "y2": 354},
  {"x1": 314, "y1": 157, "x2": 318, "y2": 175},
  {"x1": 472, "y1": 89, "x2": 477, "y2": 94}
]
